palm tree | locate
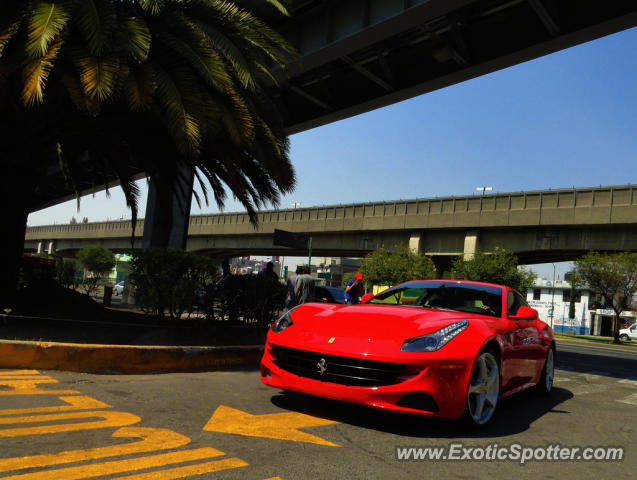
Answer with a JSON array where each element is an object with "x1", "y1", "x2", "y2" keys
[{"x1": 0, "y1": 0, "x2": 296, "y2": 308}]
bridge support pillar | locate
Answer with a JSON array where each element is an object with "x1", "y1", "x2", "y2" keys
[
  {"x1": 36, "y1": 242, "x2": 43, "y2": 254},
  {"x1": 463, "y1": 230, "x2": 479, "y2": 260},
  {"x1": 46, "y1": 241, "x2": 56, "y2": 255},
  {"x1": 142, "y1": 165, "x2": 194, "y2": 249},
  {"x1": 409, "y1": 232, "x2": 424, "y2": 254}
]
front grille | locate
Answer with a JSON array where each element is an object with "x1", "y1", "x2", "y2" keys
[{"x1": 271, "y1": 345, "x2": 407, "y2": 387}]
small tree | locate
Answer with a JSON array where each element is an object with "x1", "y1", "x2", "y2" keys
[
  {"x1": 360, "y1": 244, "x2": 437, "y2": 288},
  {"x1": 451, "y1": 247, "x2": 536, "y2": 294},
  {"x1": 77, "y1": 245, "x2": 115, "y2": 296},
  {"x1": 57, "y1": 258, "x2": 81, "y2": 290},
  {"x1": 572, "y1": 252, "x2": 637, "y2": 343}
]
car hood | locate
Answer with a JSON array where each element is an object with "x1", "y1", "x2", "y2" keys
[{"x1": 273, "y1": 303, "x2": 482, "y2": 357}]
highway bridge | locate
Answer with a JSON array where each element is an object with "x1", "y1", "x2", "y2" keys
[{"x1": 25, "y1": 185, "x2": 637, "y2": 269}]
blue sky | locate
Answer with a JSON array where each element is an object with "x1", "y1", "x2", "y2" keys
[{"x1": 27, "y1": 26, "x2": 637, "y2": 277}]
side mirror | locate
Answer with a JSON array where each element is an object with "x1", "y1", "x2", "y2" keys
[
  {"x1": 510, "y1": 306, "x2": 538, "y2": 320},
  {"x1": 361, "y1": 293, "x2": 374, "y2": 304}
]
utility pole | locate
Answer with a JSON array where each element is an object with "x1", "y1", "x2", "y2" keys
[{"x1": 550, "y1": 262, "x2": 556, "y2": 329}]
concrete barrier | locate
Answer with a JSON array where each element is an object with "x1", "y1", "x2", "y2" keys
[{"x1": 0, "y1": 340, "x2": 263, "y2": 374}]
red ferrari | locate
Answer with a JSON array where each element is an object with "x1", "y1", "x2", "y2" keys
[{"x1": 260, "y1": 280, "x2": 555, "y2": 426}]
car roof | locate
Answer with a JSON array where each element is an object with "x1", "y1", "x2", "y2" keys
[{"x1": 394, "y1": 279, "x2": 509, "y2": 290}]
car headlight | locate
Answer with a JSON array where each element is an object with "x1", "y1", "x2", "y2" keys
[
  {"x1": 401, "y1": 320, "x2": 469, "y2": 352},
  {"x1": 271, "y1": 309, "x2": 296, "y2": 333}
]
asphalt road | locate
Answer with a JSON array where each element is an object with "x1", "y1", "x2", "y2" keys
[{"x1": 1, "y1": 340, "x2": 635, "y2": 479}]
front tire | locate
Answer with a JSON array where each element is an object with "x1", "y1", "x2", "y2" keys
[
  {"x1": 620, "y1": 334, "x2": 629, "y2": 341},
  {"x1": 464, "y1": 350, "x2": 500, "y2": 426},
  {"x1": 536, "y1": 347, "x2": 555, "y2": 395}
]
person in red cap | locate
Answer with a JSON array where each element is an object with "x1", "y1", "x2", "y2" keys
[{"x1": 345, "y1": 273, "x2": 365, "y2": 304}]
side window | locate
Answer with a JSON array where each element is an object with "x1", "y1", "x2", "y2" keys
[{"x1": 507, "y1": 291, "x2": 528, "y2": 316}]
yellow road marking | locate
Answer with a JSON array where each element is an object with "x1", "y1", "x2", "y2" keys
[
  {"x1": 0, "y1": 427, "x2": 190, "y2": 473},
  {"x1": 0, "y1": 370, "x2": 41, "y2": 375},
  {"x1": 0, "y1": 377, "x2": 79, "y2": 396},
  {"x1": 0, "y1": 410, "x2": 140, "y2": 437},
  {"x1": 203, "y1": 405, "x2": 340, "y2": 447},
  {"x1": 110, "y1": 458, "x2": 249, "y2": 479},
  {"x1": 0, "y1": 395, "x2": 111, "y2": 416},
  {"x1": 1, "y1": 447, "x2": 230, "y2": 480},
  {"x1": 0, "y1": 372, "x2": 261, "y2": 479}
]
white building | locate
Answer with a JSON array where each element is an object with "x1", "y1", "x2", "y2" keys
[
  {"x1": 526, "y1": 278, "x2": 637, "y2": 336},
  {"x1": 526, "y1": 279, "x2": 592, "y2": 334}
]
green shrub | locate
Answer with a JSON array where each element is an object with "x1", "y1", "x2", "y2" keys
[
  {"x1": 213, "y1": 274, "x2": 287, "y2": 325},
  {"x1": 130, "y1": 248, "x2": 218, "y2": 319}
]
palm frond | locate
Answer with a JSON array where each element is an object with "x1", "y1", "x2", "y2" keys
[
  {"x1": 125, "y1": 64, "x2": 154, "y2": 110},
  {"x1": 138, "y1": 0, "x2": 165, "y2": 15},
  {"x1": 0, "y1": 18, "x2": 21, "y2": 58},
  {"x1": 75, "y1": 0, "x2": 116, "y2": 55},
  {"x1": 75, "y1": 52, "x2": 121, "y2": 101},
  {"x1": 154, "y1": 28, "x2": 231, "y2": 93},
  {"x1": 193, "y1": 20, "x2": 256, "y2": 89},
  {"x1": 26, "y1": 1, "x2": 71, "y2": 58},
  {"x1": 152, "y1": 64, "x2": 202, "y2": 154},
  {"x1": 120, "y1": 14, "x2": 151, "y2": 62},
  {"x1": 265, "y1": 0, "x2": 291, "y2": 17},
  {"x1": 22, "y1": 35, "x2": 62, "y2": 105}
]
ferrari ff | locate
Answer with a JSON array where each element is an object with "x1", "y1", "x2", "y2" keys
[{"x1": 261, "y1": 280, "x2": 555, "y2": 426}]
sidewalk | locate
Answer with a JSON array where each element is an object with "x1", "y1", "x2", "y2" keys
[
  {"x1": 0, "y1": 338, "x2": 263, "y2": 374},
  {"x1": 0, "y1": 310, "x2": 265, "y2": 374}
]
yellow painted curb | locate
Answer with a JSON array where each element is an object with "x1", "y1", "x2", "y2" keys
[{"x1": 0, "y1": 340, "x2": 263, "y2": 374}]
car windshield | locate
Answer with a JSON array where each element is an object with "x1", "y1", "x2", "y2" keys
[
  {"x1": 326, "y1": 287, "x2": 345, "y2": 303},
  {"x1": 367, "y1": 281, "x2": 503, "y2": 317}
]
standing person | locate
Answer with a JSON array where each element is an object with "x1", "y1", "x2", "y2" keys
[
  {"x1": 345, "y1": 273, "x2": 365, "y2": 304},
  {"x1": 259, "y1": 261, "x2": 279, "y2": 282},
  {"x1": 295, "y1": 266, "x2": 316, "y2": 305},
  {"x1": 285, "y1": 266, "x2": 301, "y2": 309}
]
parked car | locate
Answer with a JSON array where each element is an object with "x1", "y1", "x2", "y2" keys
[
  {"x1": 619, "y1": 323, "x2": 637, "y2": 341},
  {"x1": 314, "y1": 286, "x2": 346, "y2": 304},
  {"x1": 261, "y1": 279, "x2": 555, "y2": 427},
  {"x1": 113, "y1": 281, "x2": 125, "y2": 296}
]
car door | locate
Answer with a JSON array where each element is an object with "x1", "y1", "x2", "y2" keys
[
  {"x1": 504, "y1": 290, "x2": 543, "y2": 390},
  {"x1": 630, "y1": 324, "x2": 637, "y2": 340}
]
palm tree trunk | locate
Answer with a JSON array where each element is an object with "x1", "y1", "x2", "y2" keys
[{"x1": 0, "y1": 197, "x2": 29, "y2": 310}]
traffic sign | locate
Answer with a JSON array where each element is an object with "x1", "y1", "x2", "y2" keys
[{"x1": 273, "y1": 229, "x2": 308, "y2": 249}]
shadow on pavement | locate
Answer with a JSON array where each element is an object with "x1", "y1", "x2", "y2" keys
[
  {"x1": 556, "y1": 349, "x2": 637, "y2": 379},
  {"x1": 270, "y1": 386, "x2": 573, "y2": 438}
]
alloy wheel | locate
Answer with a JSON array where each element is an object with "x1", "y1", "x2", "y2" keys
[{"x1": 467, "y1": 351, "x2": 499, "y2": 425}]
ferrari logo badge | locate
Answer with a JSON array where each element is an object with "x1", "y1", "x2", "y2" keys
[
  {"x1": 317, "y1": 358, "x2": 327, "y2": 376},
  {"x1": 328, "y1": 337, "x2": 335, "y2": 343}
]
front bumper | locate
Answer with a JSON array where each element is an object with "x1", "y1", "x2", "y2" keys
[{"x1": 260, "y1": 341, "x2": 475, "y2": 418}]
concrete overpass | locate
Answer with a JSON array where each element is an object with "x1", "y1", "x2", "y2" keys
[
  {"x1": 32, "y1": 0, "x2": 637, "y2": 212},
  {"x1": 25, "y1": 185, "x2": 637, "y2": 269}
]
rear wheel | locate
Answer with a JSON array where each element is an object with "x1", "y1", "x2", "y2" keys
[
  {"x1": 464, "y1": 350, "x2": 499, "y2": 426},
  {"x1": 536, "y1": 347, "x2": 555, "y2": 395}
]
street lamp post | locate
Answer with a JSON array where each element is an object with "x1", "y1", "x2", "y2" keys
[{"x1": 550, "y1": 262, "x2": 556, "y2": 329}]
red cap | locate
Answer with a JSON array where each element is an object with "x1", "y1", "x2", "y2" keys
[{"x1": 355, "y1": 273, "x2": 363, "y2": 280}]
